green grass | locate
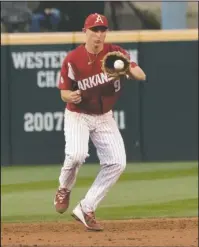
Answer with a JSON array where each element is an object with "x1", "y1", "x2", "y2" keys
[
  {"x1": 1, "y1": 162, "x2": 198, "y2": 223},
  {"x1": 2, "y1": 166, "x2": 197, "y2": 194}
]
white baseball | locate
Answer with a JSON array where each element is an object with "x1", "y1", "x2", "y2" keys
[{"x1": 114, "y1": 60, "x2": 124, "y2": 70}]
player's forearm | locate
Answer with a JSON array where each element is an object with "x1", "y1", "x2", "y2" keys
[
  {"x1": 60, "y1": 90, "x2": 73, "y2": 102},
  {"x1": 60, "y1": 89, "x2": 82, "y2": 104},
  {"x1": 129, "y1": 66, "x2": 146, "y2": 81}
]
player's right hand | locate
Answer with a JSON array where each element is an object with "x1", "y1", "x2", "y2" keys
[{"x1": 69, "y1": 90, "x2": 82, "y2": 104}]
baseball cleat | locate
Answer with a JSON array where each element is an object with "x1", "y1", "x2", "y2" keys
[
  {"x1": 54, "y1": 188, "x2": 71, "y2": 214},
  {"x1": 71, "y1": 203, "x2": 103, "y2": 231}
]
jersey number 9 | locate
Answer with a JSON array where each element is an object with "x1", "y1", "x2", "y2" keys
[{"x1": 114, "y1": 80, "x2": 121, "y2": 92}]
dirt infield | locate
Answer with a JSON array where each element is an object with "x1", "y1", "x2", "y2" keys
[{"x1": 2, "y1": 217, "x2": 198, "y2": 247}]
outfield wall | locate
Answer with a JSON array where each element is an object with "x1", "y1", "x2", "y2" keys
[{"x1": 1, "y1": 30, "x2": 198, "y2": 165}]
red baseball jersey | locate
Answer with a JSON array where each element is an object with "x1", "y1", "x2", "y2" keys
[{"x1": 58, "y1": 44, "x2": 137, "y2": 114}]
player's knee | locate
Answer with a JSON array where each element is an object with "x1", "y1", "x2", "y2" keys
[
  {"x1": 115, "y1": 155, "x2": 126, "y2": 173},
  {"x1": 64, "y1": 152, "x2": 88, "y2": 168},
  {"x1": 118, "y1": 162, "x2": 126, "y2": 173}
]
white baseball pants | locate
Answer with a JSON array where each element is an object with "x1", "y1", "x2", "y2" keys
[{"x1": 59, "y1": 109, "x2": 126, "y2": 213}]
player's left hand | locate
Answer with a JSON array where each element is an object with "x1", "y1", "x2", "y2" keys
[{"x1": 101, "y1": 51, "x2": 130, "y2": 79}]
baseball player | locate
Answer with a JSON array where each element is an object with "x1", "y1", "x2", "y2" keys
[{"x1": 55, "y1": 13, "x2": 146, "y2": 231}]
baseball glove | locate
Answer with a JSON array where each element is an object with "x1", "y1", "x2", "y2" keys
[{"x1": 101, "y1": 51, "x2": 130, "y2": 79}]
